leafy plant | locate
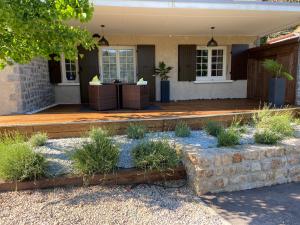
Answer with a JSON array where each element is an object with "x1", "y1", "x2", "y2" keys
[
  {"x1": 204, "y1": 121, "x2": 224, "y2": 137},
  {"x1": 71, "y1": 128, "x2": 120, "y2": 176},
  {"x1": 0, "y1": 140, "x2": 47, "y2": 182},
  {"x1": 253, "y1": 106, "x2": 294, "y2": 137},
  {"x1": 132, "y1": 140, "x2": 180, "y2": 172},
  {"x1": 154, "y1": 61, "x2": 173, "y2": 81},
  {"x1": 0, "y1": 0, "x2": 95, "y2": 69},
  {"x1": 126, "y1": 124, "x2": 147, "y2": 139},
  {"x1": 217, "y1": 128, "x2": 240, "y2": 147},
  {"x1": 175, "y1": 121, "x2": 191, "y2": 137},
  {"x1": 29, "y1": 132, "x2": 48, "y2": 147},
  {"x1": 230, "y1": 117, "x2": 247, "y2": 134},
  {"x1": 254, "y1": 130, "x2": 281, "y2": 145},
  {"x1": 262, "y1": 59, "x2": 294, "y2": 80}
]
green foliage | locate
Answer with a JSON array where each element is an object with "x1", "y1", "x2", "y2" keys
[
  {"x1": 253, "y1": 106, "x2": 294, "y2": 144},
  {"x1": 217, "y1": 128, "x2": 240, "y2": 147},
  {"x1": 0, "y1": 0, "x2": 95, "y2": 69},
  {"x1": 126, "y1": 124, "x2": 147, "y2": 139},
  {"x1": 0, "y1": 131, "x2": 27, "y2": 145},
  {"x1": 71, "y1": 128, "x2": 120, "y2": 176},
  {"x1": 0, "y1": 136, "x2": 47, "y2": 181},
  {"x1": 154, "y1": 61, "x2": 173, "y2": 81},
  {"x1": 204, "y1": 121, "x2": 224, "y2": 137},
  {"x1": 132, "y1": 140, "x2": 180, "y2": 172},
  {"x1": 262, "y1": 59, "x2": 294, "y2": 80},
  {"x1": 175, "y1": 121, "x2": 191, "y2": 137},
  {"x1": 254, "y1": 130, "x2": 281, "y2": 145},
  {"x1": 253, "y1": 107, "x2": 294, "y2": 136},
  {"x1": 230, "y1": 117, "x2": 247, "y2": 134},
  {"x1": 29, "y1": 132, "x2": 48, "y2": 147}
]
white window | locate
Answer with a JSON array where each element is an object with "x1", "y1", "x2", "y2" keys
[
  {"x1": 60, "y1": 55, "x2": 79, "y2": 84},
  {"x1": 196, "y1": 46, "x2": 226, "y2": 81},
  {"x1": 99, "y1": 46, "x2": 136, "y2": 83}
]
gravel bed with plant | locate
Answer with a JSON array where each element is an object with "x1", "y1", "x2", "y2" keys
[
  {"x1": 34, "y1": 128, "x2": 255, "y2": 177},
  {"x1": 0, "y1": 181, "x2": 229, "y2": 225}
]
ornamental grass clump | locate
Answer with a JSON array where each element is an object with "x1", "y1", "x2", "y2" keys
[
  {"x1": 132, "y1": 140, "x2": 180, "y2": 172},
  {"x1": 126, "y1": 123, "x2": 147, "y2": 139},
  {"x1": 253, "y1": 106, "x2": 294, "y2": 144},
  {"x1": 71, "y1": 128, "x2": 120, "y2": 176},
  {"x1": 175, "y1": 121, "x2": 191, "y2": 137},
  {"x1": 204, "y1": 121, "x2": 224, "y2": 137},
  {"x1": 29, "y1": 132, "x2": 48, "y2": 147},
  {"x1": 0, "y1": 133, "x2": 47, "y2": 182},
  {"x1": 217, "y1": 128, "x2": 240, "y2": 147}
]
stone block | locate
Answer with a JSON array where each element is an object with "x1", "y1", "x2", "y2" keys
[
  {"x1": 251, "y1": 161, "x2": 261, "y2": 172},
  {"x1": 232, "y1": 153, "x2": 243, "y2": 163}
]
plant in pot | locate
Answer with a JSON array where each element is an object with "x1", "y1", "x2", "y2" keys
[
  {"x1": 154, "y1": 61, "x2": 173, "y2": 103},
  {"x1": 262, "y1": 59, "x2": 294, "y2": 107}
]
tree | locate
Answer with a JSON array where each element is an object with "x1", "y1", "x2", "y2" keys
[{"x1": 0, "y1": 0, "x2": 95, "y2": 69}]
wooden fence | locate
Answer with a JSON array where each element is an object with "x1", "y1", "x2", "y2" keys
[{"x1": 247, "y1": 38, "x2": 299, "y2": 104}]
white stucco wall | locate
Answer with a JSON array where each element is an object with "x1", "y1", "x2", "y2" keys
[
  {"x1": 54, "y1": 85, "x2": 81, "y2": 104},
  {"x1": 103, "y1": 35, "x2": 256, "y2": 101}
]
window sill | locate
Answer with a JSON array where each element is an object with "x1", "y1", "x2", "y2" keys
[
  {"x1": 193, "y1": 80, "x2": 233, "y2": 84},
  {"x1": 57, "y1": 83, "x2": 80, "y2": 86}
]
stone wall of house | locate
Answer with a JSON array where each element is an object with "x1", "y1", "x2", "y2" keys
[
  {"x1": 296, "y1": 43, "x2": 300, "y2": 105},
  {"x1": 182, "y1": 138, "x2": 300, "y2": 195},
  {"x1": 0, "y1": 58, "x2": 55, "y2": 115}
]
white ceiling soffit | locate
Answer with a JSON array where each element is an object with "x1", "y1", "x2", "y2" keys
[{"x1": 79, "y1": 0, "x2": 300, "y2": 36}]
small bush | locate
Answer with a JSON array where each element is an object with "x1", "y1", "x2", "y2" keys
[
  {"x1": 0, "y1": 131, "x2": 27, "y2": 145},
  {"x1": 175, "y1": 121, "x2": 191, "y2": 137},
  {"x1": 29, "y1": 132, "x2": 48, "y2": 147},
  {"x1": 204, "y1": 121, "x2": 224, "y2": 137},
  {"x1": 132, "y1": 140, "x2": 180, "y2": 172},
  {"x1": 0, "y1": 142, "x2": 47, "y2": 182},
  {"x1": 126, "y1": 123, "x2": 147, "y2": 139},
  {"x1": 217, "y1": 128, "x2": 240, "y2": 147},
  {"x1": 230, "y1": 117, "x2": 247, "y2": 134},
  {"x1": 71, "y1": 128, "x2": 120, "y2": 176},
  {"x1": 253, "y1": 106, "x2": 294, "y2": 142},
  {"x1": 254, "y1": 130, "x2": 282, "y2": 145}
]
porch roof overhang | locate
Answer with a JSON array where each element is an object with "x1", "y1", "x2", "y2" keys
[{"x1": 78, "y1": 0, "x2": 300, "y2": 37}]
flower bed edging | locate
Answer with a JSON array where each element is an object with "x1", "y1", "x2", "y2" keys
[
  {"x1": 0, "y1": 166, "x2": 186, "y2": 192},
  {"x1": 182, "y1": 138, "x2": 300, "y2": 195}
]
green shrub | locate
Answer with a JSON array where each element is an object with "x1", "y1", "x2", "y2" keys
[
  {"x1": 132, "y1": 140, "x2": 180, "y2": 172},
  {"x1": 204, "y1": 121, "x2": 224, "y2": 137},
  {"x1": 217, "y1": 128, "x2": 240, "y2": 147},
  {"x1": 0, "y1": 131, "x2": 27, "y2": 145},
  {"x1": 0, "y1": 142, "x2": 47, "y2": 182},
  {"x1": 29, "y1": 132, "x2": 48, "y2": 147},
  {"x1": 175, "y1": 121, "x2": 191, "y2": 137},
  {"x1": 71, "y1": 128, "x2": 120, "y2": 176},
  {"x1": 254, "y1": 130, "x2": 282, "y2": 145},
  {"x1": 230, "y1": 117, "x2": 247, "y2": 134},
  {"x1": 253, "y1": 106, "x2": 294, "y2": 139},
  {"x1": 126, "y1": 123, "x2": 147, "y2": 139}
]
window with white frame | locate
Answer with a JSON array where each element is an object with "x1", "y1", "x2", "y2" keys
[
  {"x1": 196, "y1": 46, "x2": 226, "y2": 81},
  {"x1": 60, "y1": 55, "x2": 79, "y2": 84},
  {"x1": 100, "y1": 46, "x2": 136, "y2": 83}
]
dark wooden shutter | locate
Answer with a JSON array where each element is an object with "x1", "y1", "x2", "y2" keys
[
  {"x1": 231, "y1": 44, "x2": 249, "y2": 80},
  {"x1": 178, "y1": 45, "x2": 196, "y2": 81},
  {"x1": 137, "y1": 45, "x2": 156, "y2": 101},
  {"x1": 78, "y1": 46, "x2": 100, "y2": 104},
  {"x1": 48, "y1": 54, "x2": 61, "y2": 84}
]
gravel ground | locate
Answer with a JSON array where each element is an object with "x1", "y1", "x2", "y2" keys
[
  {"x1": 35, "y1": 128, "x2": 255, "y2": 177},
  {"x1": 0, "y1": 181, "x2": 229, "y2": 225}
]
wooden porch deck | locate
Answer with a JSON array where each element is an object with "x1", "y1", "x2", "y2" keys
[
  {"x1": 1, "y1": 99, "x2": 298, "y2": 138},
  {"x1": 0, "y1": 99, "x2": 261, "y2": 126}
]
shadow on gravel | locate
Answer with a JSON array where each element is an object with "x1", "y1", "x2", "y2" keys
[
  {"x1": 39, "y1": 180, "x2": 198, "y2": 211},
  {"x1": 201, "y1": 182, "x2": 300, "y2": 225}
]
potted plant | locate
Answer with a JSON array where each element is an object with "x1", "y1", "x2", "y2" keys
[
  {"x1": 154, "y1": 61, "x2": 173, "y2": 103},
  {"x1": 262, "y1": 59, "x2": 294, "y2": 107}
]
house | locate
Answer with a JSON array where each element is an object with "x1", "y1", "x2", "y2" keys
[{"x1": 1, "y1": 0, "x2": 300, "y2": 115}]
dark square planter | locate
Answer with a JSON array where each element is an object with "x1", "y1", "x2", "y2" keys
[
  {"x1": 268, "y1": 78, "x2": 286, "y2": 107},
  {"x1": 122, "y1": 84, "x2": 149, "y2": 109},
  {"x1": 88, "y1": 84, "x2": 117, "y2": 111},
  {"x1": 160, "y1": 80, "x2": 170, "y2": 103}
]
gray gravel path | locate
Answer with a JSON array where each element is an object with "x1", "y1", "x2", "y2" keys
[{"x1": 0, "y1": 181, "x2": 229, "y2": 225}]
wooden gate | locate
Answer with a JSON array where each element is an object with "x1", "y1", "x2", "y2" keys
[{"x1": 247, "y1": 39, "x2": 299, "y2": 104}]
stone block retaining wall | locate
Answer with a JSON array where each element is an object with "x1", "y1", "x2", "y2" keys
[{"x1": 182, "y1": 138, "x2": 300, "y2": 195}]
